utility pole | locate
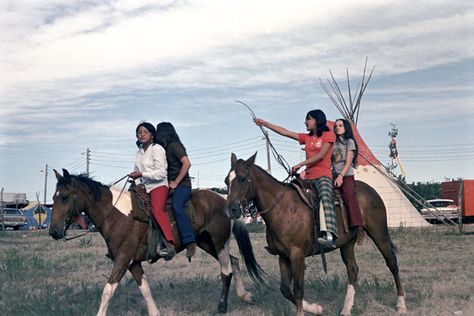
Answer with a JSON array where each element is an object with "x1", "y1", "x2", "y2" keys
[
  {"x1": 43, "y1": 163, "x2": 48, "y2": 204},
  {"x1": 86, "y1": 148, "x2": 90, "y2": 176},
  {"x1": 1, "y1": 187, "x2": 4, "y2": 232},
  {"x1": 458, "y1": 180, "x2": 464, "y2": 234},
  {"x1": 263, "y1": 130, "x2": 271, "y2": 175}
]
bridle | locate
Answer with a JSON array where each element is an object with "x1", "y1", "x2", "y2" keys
[
  {"x1": 62, "y1": 175, "x2": 130, "y2": 241},
  {"x1": 230, "y1": 167, "x2": 285, "y2": 218},
  {"x1": 62, "y1": 192, "x2": 89, "y2": 241}
]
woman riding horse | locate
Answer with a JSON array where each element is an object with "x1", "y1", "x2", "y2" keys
[
  {"x1": 49, "y1": 169, "x2": 262, "y2": 315},
  {"x1": 226, "y1": 153, "x2": 407, "y2": 316}
]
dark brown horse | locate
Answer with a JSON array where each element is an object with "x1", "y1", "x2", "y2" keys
[
  {"x1": 225, "y1": 153, "x2": 407, "y2": 316},
  {"x1": 49, "y1": 169, "x2": 263, "y2": 315}
]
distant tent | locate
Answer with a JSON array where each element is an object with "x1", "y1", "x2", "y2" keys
[
  {"x1": 22, "y1": 203, "x2": 51, "y2": 229},
  {"x1": 321, "y1": 59, "x2": 430, "y2": 227}
]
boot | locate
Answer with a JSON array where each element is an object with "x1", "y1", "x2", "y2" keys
[
  {"x1": 185, "y1": 242, "x2": 197, "y2": 262},
  {"x1": 158, "y1": 240, "x2": 176, "y2": 261},
  {"x1": 317, "y1": 231, "x2": 336, "y2": 250}
]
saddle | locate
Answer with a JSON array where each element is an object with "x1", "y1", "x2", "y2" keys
[
  {"x1": 128, "y1": 182, "x2": 196, "y2": 260},
  {"x1": 129, "y1": 183, "x2": 196, "y2": 224},
  {"x1": 290, "y1": 177, "x2": 350, "y2": 234}
]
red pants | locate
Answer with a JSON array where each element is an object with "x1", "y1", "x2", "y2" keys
[
  {"x1": 149, "y1": 185, "x2": 175, "y2": 244},
  {"x1": 340, "y1": 175, "x2": 365, "y2": 228}
]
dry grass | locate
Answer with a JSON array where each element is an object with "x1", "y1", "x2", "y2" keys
[{"x1": 1, "y1": 225, "x2": 474, "y2": 316}]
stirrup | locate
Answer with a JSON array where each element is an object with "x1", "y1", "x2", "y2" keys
[
  {"x1": 158, "y1": 246, "x2": 176, "y2": 261},
  {"x1": 317, "y1": 232, "x2": 336, "y2": 250}
]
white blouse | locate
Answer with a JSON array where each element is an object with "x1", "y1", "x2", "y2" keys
[{"x1": 133, "y1": 143, "x2": 168, "y2": 192}]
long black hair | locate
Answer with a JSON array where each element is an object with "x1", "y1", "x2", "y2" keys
[
  {"x1": 135, "y1": 121, "x2": 157, "y2": 148},
  {"x1": 334, "y1": 118, "x2": 358, "y2": 167},
  {"x1": 306, "y1": 109, "x2": 329, "y2": 137},
  {"x1": 155, "y1": 122, "x2": 185, "y2": 150}
]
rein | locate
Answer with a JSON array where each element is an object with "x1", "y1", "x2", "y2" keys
[
  {"x1": 237, "y1": 172, "x2": 286, "y2": 217},
  {"x1": 63, "y1": 175, "x2": 130, "y2": 241},
  {"x1": 255, "y1": 189, "x2": 286, "y2": 216},
  {"x1": 62, "y1": 194, "x2": 88, "y2": 241}
]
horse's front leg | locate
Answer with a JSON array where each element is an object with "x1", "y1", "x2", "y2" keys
[
  {"x1": 96, "y1": 258, "x2": 130, "y2": 316},
  {"x1": 289, "y1": 250, "x2": 322, "y2": 316},
  {"x1": 129, "y1": 261, "x2": 160, "y2": 316},
  {"x1": 96, "y1": 283, "x2": 119, "y2": 316},
  {"x1": 278, "y1": 255, "x2": 296, "y2": 305}
]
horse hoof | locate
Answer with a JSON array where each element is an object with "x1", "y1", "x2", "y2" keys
[
  {"x1": 217, "y1": 303, "x2": 227, "y2": 313},
  {"x1": 397, "y1": 295, "x2": 407, "y2": 314},
  {"x1": 303, "y1": 301, "x2": 323, "y2": 315},
  {"x1": 240, "y1": 292, "x2": 255, "y2": 304},
  {"x1": 397, "y1": 307, "x2": 408, "y2": 314}
]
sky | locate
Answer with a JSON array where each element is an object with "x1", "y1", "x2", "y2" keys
[{"x1": 1, "y1": 0, "x2": 473, "y2": 204}]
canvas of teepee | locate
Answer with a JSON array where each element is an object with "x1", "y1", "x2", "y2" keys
[{"x1": 321, "y1": 59, "x2": 430, "y2": 227}]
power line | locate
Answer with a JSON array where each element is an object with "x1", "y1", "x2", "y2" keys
[
  {"x1": 188, "y1": 136, "x2": 261, "y2": 154},
  {"x1": 370, "y1": 143, "x2": 474, "y2": 148}
]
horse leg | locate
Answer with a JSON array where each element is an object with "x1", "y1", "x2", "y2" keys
[
  {"x1": 215, "y1": 237, "x2": 234, "y2": 313},
  {"x1": 367, "y1": 230, "x2": 407, "y2": 314},
  {"x1": 230, "y1": 254, "x2": 254, "y2": 304},
  {"x1": 96, "y1": 259, "x2": 129, "y2": 316},
  {"x1": 128, "y1": 261, "x2": 160, "y2": 316},
  {"x1": 339, "y1": 243, "x2": 358, "y2": 316},
  {"x1": 290, "y1": 250, "x2": 323, "y2": 316},
  {"x1": 196, "y1": 237, "x2": 233, "y2": 313},
  {"x1": 279, "y1": 255, "x2": 320, "y2": 316},
  {"x1": 278, "y1": 255, "x2": 296, "y2": 306}
]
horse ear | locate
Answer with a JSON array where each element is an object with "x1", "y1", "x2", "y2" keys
[
  {"x1": 231, "y1": 153, "x2": 237, "y2": 168},
  {"x1": 62, "y1": 168, "x2": 71, "y2": 181},
  {"x1": 53, "y1": 169, "x2": 62, "y2": 181},
  {"x1": 247, "y1": 152, "x2": 257, "y2": 165}
]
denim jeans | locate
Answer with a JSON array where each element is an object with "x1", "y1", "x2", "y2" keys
[{"x1": 172, "y1": 185, "x2": 195, "y2": 245}]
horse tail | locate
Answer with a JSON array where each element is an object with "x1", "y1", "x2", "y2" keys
[{"x1": 232, "y1": 219, "x2": 268, "y2": 287}]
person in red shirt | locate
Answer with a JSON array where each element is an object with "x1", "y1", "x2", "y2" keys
[{"x1": 254, "y1": 109, "x2": 337, "y2": 250}]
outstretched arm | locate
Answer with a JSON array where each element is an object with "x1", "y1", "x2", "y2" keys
[{"x1": 254, "y1": 118, "x2": 299, "y2": 140}]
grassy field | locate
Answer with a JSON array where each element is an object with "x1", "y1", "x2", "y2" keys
[{"x1": 1, "y1": 225, "x2": 474, "y2": 316}]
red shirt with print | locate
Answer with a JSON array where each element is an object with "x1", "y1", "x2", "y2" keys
[{"x1": 298, "y1": 130, "x2": 336, "y2": 179}]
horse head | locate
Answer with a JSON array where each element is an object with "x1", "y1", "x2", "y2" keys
[
  {"x1": 49, "y1": 169, "x2": 87, "y2": 240},
  {"x1": 225, "y1": 152, "x2": 257, "y2": 219}
]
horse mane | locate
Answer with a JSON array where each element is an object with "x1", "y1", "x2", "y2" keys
[
  {"x1": 251, "y1": 163, "x2": 288, "y2": 188},
  {"x1": 58, "y1": 173, "x2": 109, "y2": 201}
]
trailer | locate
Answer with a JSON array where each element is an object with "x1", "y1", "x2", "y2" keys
[{"x1": 440, "y1": 180, "x2": 474, "y2": 222}]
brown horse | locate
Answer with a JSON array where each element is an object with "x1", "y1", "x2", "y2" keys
[
  {"x1": 225, "y1": 153, "x2": 407, "y2": 316},
  {"x1": 49, "y1": 169, "x2": 263, "y2": 315}
]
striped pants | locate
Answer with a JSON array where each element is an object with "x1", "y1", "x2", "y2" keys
[{"x1": 312, "y1": 176, "x2": 338, "y2": 237}]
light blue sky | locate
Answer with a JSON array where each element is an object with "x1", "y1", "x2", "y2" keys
[{"x1": 1, "y1": 0, "x2": 473, "y2": 204}]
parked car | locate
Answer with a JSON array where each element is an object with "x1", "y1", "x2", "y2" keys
[
  {"x1": 419, "y1": 199, "x2": 459, "y2": 223},
  {"x1": 0, "y1": 208, "x2": 28, "y2": 230}
]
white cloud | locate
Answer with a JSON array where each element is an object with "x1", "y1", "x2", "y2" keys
[{"x1": 1, "y1": 0, "x2": 473, "y2": 195}]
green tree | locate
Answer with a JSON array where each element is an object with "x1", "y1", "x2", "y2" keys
[{"x1": 399, "y1": 179, "x2": 441, "y2": 210}]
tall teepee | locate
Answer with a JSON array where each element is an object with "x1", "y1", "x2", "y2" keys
[{"x1": 321, "y1": 58, "x2": 429, "y2": 227}]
